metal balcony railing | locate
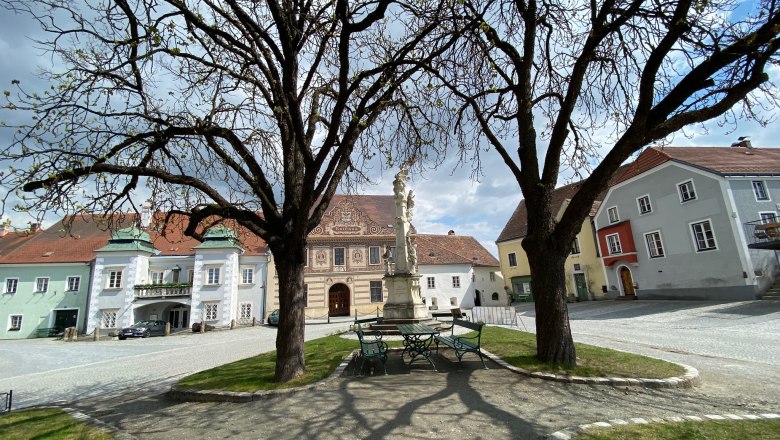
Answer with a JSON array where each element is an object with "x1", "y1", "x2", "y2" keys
[
  {"x1": 134, "y1": 283, "x2": 192, "y2": 299},
  {"x1": 743, "y1": 219, "x2": 780, "y2": 249}
]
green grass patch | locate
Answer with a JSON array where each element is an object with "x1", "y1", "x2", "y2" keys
[
  {"x1": 578, "y1": 419, "x2": 780, "y2": 439},
  {"x1": 0, "y1": 407, "x2": 112, "y2": 440},
  {"x1": 178, "y1": 334, "x2": 403, "y2": 392},
  {"x1": 479, "y1": 326, "x2": 685, "y2": 379}
]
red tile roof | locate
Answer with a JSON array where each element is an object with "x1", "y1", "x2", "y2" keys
[
  {"x1": 613, "y1": 146, "x2": 780, "y2": 185},
  {"x1": 147, "y1": 213, "x2": 268, "y2": 256},
  {"x1": 416, "y1": 234, "x2": 500, "y2": 267}
]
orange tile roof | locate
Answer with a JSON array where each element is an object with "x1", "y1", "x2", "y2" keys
[
  {"x1": 416, "y1": 234, "x2": 500, "y2": 267},
  {"x1": 613, "y1": 146, "x2": 780, "y2": 185},
  {"x1": 147, "y1": 212, "x2": 268, "y2": 256}
]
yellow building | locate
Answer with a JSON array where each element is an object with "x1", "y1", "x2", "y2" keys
[{"x1": 495, "y1": 182, "x2": 608, "y2": 301}]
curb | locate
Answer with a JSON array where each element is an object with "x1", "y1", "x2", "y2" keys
[
  {"x1": 168, "y1": 350, "x2": 357, "y2": 403},
  {"x1": 20, "y1": 406, "x2": 137, "y2": 440},
  {"x1": 482, "y1": 348, "x2": 700, "y2": 388},
  {"x1": 545, "y1": 412, "x2": 780, "y2": 439}
]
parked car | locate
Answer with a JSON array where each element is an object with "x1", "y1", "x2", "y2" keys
[
  {"x1": 118, "y1": 320, "x2": 167, "y2": 340},
  {"x1": 267, "y1": 309, "x2": 280, "y2": 326}
]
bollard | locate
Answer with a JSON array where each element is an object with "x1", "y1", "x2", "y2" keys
[
  {"x1": 71, "y1": 327, "x2": 78, "y2": 341},
  {"x1": 165, "y1": 322, "x2": 171, "y2": 336},
  {"x1": 252, "y1": 317, "x2": 257, "y2": 327},
  {"x1": 230, "y1": 319, "x2": 235, "y2": 329},
  {"x1": 327, "y1": 311, "x2": 330, "y2": 324},
  {"x1": 93, "y1": 324, "x2": 100, "y2": 342},
  {"x1": 200, "y1": 321, "x2": 205, "y2": 333}
]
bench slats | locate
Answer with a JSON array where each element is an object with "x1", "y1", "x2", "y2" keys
[{"x1": 434, "y1": 319, "x2": 487, "y2": 369}]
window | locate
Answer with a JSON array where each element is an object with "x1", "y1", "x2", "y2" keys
[
  {"x1": 188, "y1": 269, "x2": 195, "y2": 283},
  {"x1": 691, "y1": 220, "x2": 717, "y2": 251},
  {"x1": 150, "y1": 271, "x2": 164, "y2": 285},
  {"x1": 490, "y1": 272, "x2": 496, "y2": 282},
  {"x1": 608, "y1": 206, "x2": 620, "y2": 223},
  {"x1": 370, "y1": 280, "x2": 383, "y2": 303},
  {"x1": 390, "y1": 246, "x2": 397, "y2": 263},
  {"x1": 606, "y1": 234, "x2": 622, "y2": 255},
  {"x1": 241, "y1": 267, "x2": 254, "y2": 284},
  {"x1": 427, "y1": 277, "x2": 435, "y2": 289},
  {"x1": 9, "y1": 315, "x2": 22, "y2": 331},
  {"x1": 35, "y1": 277, "x2": 49, "y2": 293},
  {"x1": 369, "y1": 246, "x2": 381, "y2": 265},
  {"x1": 240, "y1": 303, "x2": 252, "y2": 320},
  {"x1": 637, "y1": 195, "x2": 652, "y2": 214},
  {"x1": 452, "y1": 276, "x2": 460, "y2": 288},
  {"x1": 491, "y1": 292, "x2": 499, "y2": 300},
  {"x1": 205, "y1": 303, "x2": 218, "y2": 320},
  {"x1": 303, "y1": 284, "x2": 308, "y2": 306},
  {"x1": 334, "y1": 247, "x2": 345, "y2": 266},
  {"x1": 206, "y1": 267, "x2": 221, "y2": 285},
  {"x1": 107, "y1": 270, "x2": 122, "y2": 289},
  {"x1": 102, "y1": 310, "x2": 117, "y2": 328},
  {"x1": 678, "y1": 180, "x2": 697, "y2": 202},
  {"x1": 760, "y1": 212, "x2": 778, "y2": 223},
  {"x1": 4, "y1": 278, "x2": 18, "y2": 294},
  {"x1": 571, "y1": 237, "x2": 581, "y2": 255},
  {"x1": 508, "y1": 252, "x2": 517, "y2": 267},
  {"x1": 68, "y1": 277, "x2": 81, "y2": 292},
  {"x1": 753, "y1": 180, "x2": 770, "y2": 201},
  {"x1": 644, "y1": 231, "x2": 665, "y2": 258}
]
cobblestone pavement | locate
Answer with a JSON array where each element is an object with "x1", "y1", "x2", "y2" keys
[{"x1": 2, "y1": 301, "x2": 779, "y2": 439}]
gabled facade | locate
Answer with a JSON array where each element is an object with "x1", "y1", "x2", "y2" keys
[
  {"x1": 595, "y1": 144, "x2": 780, "y2": 300},
  {"x1": 0, "y1": 216, "x2": 116, "y2": 339},
  {"x1": 495, "y1": 182, "x2": 608, "y2": 302},
  {"x1": 86, "y1": 216, "x2": 269, "y2": 335}
]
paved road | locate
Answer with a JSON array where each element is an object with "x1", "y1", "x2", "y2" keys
[{"x1": 2, "y1": 301, "x2": 779, "y2": 439}]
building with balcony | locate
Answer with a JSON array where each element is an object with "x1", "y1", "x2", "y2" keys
[{"x1": 595, "y1": 142, "x2": 780, "y2": 300}]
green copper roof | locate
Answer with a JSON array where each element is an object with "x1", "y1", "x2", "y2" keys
[
  {"x1": 195, "y1": 225, "x2": 243, "y2": 250},
  {"x1": 97, "y1": 226, "x2": 156, "y2": 253}
]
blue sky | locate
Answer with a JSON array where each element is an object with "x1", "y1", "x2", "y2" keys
[{"x1": 1, "y1": 5, "x2": 779, "y2": 257}]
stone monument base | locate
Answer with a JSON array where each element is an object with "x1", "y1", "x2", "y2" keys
[{"x1": 383, "y1": 273, "x2": 428, "y2": 320}]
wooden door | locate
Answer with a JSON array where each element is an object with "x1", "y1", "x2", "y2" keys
[
  {"x1": 328, "y1": 284, "x2": 350, "y2": 316},
  {"x1": 574, "y1": 273, "x2": 589, "y2": 301},
  {"x1": 619, "y1": 267, "x2": 635, "y2": 296}
]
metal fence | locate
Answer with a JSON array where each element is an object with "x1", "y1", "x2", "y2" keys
[
  {"x1": 471, "y1": 307, "x2": 527, "y2": 330},
  {"x1": 1, "y1": 390, "x2": 11, "y2": 414}
]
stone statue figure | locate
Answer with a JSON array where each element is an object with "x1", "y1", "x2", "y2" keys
[
  {"x1": 383, "y1": 245, "x2": 393, "y2": 275},
  {"x1": 406, "y1": 190, "x2": 415, "y2": 223},
  {"x1": 407, "y1": 235, "x2": 417, "y2": 274}
]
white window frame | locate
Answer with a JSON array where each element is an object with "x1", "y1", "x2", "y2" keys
[
  {"x1": 35, "y1": 277, "x2": 49, "y2": 293},
  {"x1": 240, "y1": 302, "x2": 252, "y2": 320},
  {"x1": 240, "y1": 266, "x2": 254, "y2": 285},
  {"x1": 205, "y1": 267, "x2": 221, "y2": 285},
  {"x1": 427, "y1": 277, "x2": 436, "y2": 289},
  {"x1": 644, "y1": 230, "x2": 665, "y2": 259},
  {"x1": 9, "y1": 314, "x2": 22, "y2": 331},
  {"x1": 508, "y1": 252, "x2": 517, "y2": 267},
  {"x1": 204, "y1": 303, "x2": 219, "y2": 321},
  {"x1": 759, "y1": 211, "x2": 778, "y2": 224},
  {"x1": 370, "y1": 280, "x2": 383, "y2": 303},
  {"x1": 490, "y1": 272, "x2": 496, "y2": 282},
  {"x1": 678, "y1": 179, "x2": 697, "y2": 203},
  {"x1": 66, "y1": 276, "x2": 81, "y2": 292},
  {"x1": 571, "y1": 237, "x2": 581, "y2": 255},
  {"x1": 101, "y1": 309, "x2": 118, "y2": 328},
  {"x1": 369, "y1": 246, "x2": 381, "y2": 265},
  {"x1": 606, "y1": 233, "x2": 623, "y2": 255},
  {"x1": 4, "y1": 278, "x2": 18, "y2": 294},
  {"x1": 187, "y1": 268, "x2": 195, "y2": 283},
  {"x1": 637, "y1": 195, "x2": 652, "y2": 215},
  {"x1": 107, "y1": 270, "x2": 123, "y2": 289},
  {"x1": 334, "y1": 247, "x2": 346, "y2": 267},
  {"x1": 690, "y1": 219, "x2": 718, "y2": 252},
  {"x1": 607, "y1": 206, "x2": 620, "y2": 223},
  {"x1": 753, "y1": 180, "x2": 770, "y2": 201},
  {"x1": 150, "y1": 271, "x2": 164, "y2": 285},
  {"x1": 452, "y1": 276, "x2": 460, "y2": 288}
]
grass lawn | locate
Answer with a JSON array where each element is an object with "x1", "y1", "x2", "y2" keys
[
  {"x1": 480, "y1": 326, "x2": 686, "y2": 378},
  {"x1": 177, "y1": 326, "x2": 684, "y2": 393},
  {"x1": 578, "y1": 419, "x2": 780, "y2": 439},
  {"x1": 0, "y1": 407, "x2": 112, "y2": 440}
]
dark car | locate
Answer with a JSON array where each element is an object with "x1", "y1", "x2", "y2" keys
[
  {"x1": 267, "y1": 309, "x2": 280, "y2": 326},
  {"x1": 118, "y1": 320, "x2": 167, "y2": 340}
]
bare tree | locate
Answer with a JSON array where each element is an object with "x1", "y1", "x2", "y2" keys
[
  {"x1": 427, "y1": 0, "x2": 780, "y2": 364},
  {"x1": 0, "y1": 0, "x2": 462, "y2": 381}
]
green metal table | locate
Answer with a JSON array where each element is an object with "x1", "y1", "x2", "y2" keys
[{"x1": 397, "y1": 323, "x2": 439, "y2": 370}]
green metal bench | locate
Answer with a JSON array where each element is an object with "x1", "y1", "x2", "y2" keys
[
  {"x1": 354, "y1": 323, "x2": 388, "y2": 375},
  {"x1": 434, "y1": 319, "x2": 487, "y2": 369},
  {"x1": 35, "y1": 327, "x2": 58, "y2": 338}
]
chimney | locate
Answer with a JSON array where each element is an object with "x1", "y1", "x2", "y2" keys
[
  {"x1": 448, "y1": 230, "x2": 455, "y2": 235},
  {"x1": 731, "y1": 136, "x2": 753, "y2": 149},
  {"x1": 140, "y1": 203, "x2": 153, "y2": 228}
]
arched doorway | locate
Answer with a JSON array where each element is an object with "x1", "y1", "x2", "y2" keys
[
  {"x1": 618, "y1": 266, "x2": 636, "y2": 296},
  {"x1": 328, "y1": 283, "x2": 350, "y2": 316}
]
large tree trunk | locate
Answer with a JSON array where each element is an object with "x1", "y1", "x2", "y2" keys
[
  {"x1": 524, "y1": 240, "x2": 577, "y2": 365},
  {"x1": 271, "y1": 238, "x2": 308, "y2": 382}
]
